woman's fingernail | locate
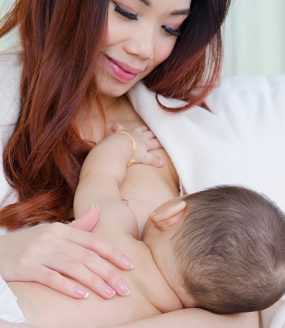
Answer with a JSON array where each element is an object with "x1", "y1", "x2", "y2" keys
[
  {"x1": 74, "y1": 287, "x2": 89, "y2": 299},
  {"x1": 120, "y1": 256, "x2": 134, "y2": 269},
  {"x1": 102, "y1": 286, "x2": 116, "y2": 298},
  {"x1": 117, "y1": 281, "x2": 131, "y2": 296}
]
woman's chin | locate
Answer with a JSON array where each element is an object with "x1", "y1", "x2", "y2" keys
[{"x1": 97, "y1": 76, "x2": 138, "y2": 99}]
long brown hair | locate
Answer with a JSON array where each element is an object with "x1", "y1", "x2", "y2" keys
[{"x1": 0, "y1": 0, "x2": 231, "y2": 229}]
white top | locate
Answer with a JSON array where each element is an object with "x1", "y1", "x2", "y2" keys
[{"x1": 0, "y1": 53, "x2": 22, "y2": 234}]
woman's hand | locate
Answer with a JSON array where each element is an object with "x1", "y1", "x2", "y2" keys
[{"x1": 0, "y1": 208, "x2": 133, "y2": 299}]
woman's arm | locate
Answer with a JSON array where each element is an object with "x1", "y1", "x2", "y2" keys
[{"x1": 115, "y1": 309, "x2": 259, "y2": 328}]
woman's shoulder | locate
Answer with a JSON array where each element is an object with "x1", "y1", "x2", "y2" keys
[
  {"x1": 207, "y1": 75, "x2": 285, "y2": 119},
  {"x1": 128, "y1": 82, "x2": 187, "y2": 116}
]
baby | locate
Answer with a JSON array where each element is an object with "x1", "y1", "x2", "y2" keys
[
  {"x1": 75, "y1": 123, "x2": 285, "y2": 315},
  {"x1": 6, "y1": 124, "x2": 285, "y2": 327}
]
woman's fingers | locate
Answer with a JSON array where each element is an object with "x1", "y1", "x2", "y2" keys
[
  {"x1": 0, "y1": 221, "x2": 133, "y2": 300},
  {"x1": 66, "y1": 227, "x2": 134, "y2": 270},
  {"x1": 58, "y1": 241, "x2": 131, "y2": 296},
  {"x1": 83, "y1": 239, "x2": 133, "y2": 270},
  {"x1": 37, "y1": 266, "x2": 90, "y2": 299},
  {"x1": 45, "y1": 254, "x2": 119, "y2": 299},
  {"x1": 69, "y1": 207, "x2": 100, "y2": 231},
  {"x1": 84, "y1": 253, "x2": 130, "y2": 296}
]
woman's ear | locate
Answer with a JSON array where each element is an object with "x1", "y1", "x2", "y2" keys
[{"x1": 150, "y1": 199, "x2": 187, "y2": 231}]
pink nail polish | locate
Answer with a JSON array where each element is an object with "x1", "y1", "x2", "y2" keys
[
  {"x1": 103, "y1": 286, "x2": 116, "y2": 298},
  {"x1": 117, "y1": 282, "x2": 131, "y2": 296},
  {"x1": 74, "y1": 288, "x2": 89, "y2": 299},
  {"x1": 120, "y1": 256, "x2": 134, "y2": 269}
]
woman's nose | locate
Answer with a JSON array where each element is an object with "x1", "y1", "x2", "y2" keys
[{"x1": 123, "y1": 25, "x2": 155, "y2": 61}]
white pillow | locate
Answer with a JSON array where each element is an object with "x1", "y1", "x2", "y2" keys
[
  {"x1": 193, "y1": 76, "x2": 285, "y2": 209},
  {"x1": 195, "y1": 76, "x2": 285, "y2": 328},
  {"x1": 188, "y1": 76, "x2": 285, "y2": 328}
]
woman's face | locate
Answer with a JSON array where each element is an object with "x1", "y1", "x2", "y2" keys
[{"x1": 96, "y1": 0, "x2": 191, "y2": 98}]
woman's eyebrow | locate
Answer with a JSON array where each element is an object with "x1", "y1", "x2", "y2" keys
[
  {"x1": 137, "y1": 0, "x2": 190, "y2": 16},
  {"x1": 138, "y1": 0, "x2": 151, "y2": 6},
  {"x1": 171, "y1": 9, "x2": 190, "y2": 16}
]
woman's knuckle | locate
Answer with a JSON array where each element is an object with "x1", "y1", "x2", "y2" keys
[
  {"x1": 109, "y1": 244, "x2": 119, "y2": 254},
  {"x1": 82, "y1": 253, "x2": 95, "y2": 267},
  {"x1": 90, "y1": 240, "x2": 99, "y2": 250},
  {"x1": 64, "y1": 261, "x2": 80, "y2": 274},
  {"x1": 18, "y1": 254, "x2": 32, "y2": 269},
  {"x1": 106, "y1": 269, "x2": 119, "y2": 283},
  {"x1": 93, "y1": 240, "x2": 107, "y2": 253},
  {"x1": 22, "y1": 243, "x2": 39, "y2": 260},
  {"x1": 91, "y1": 275, "x2": 104, "y2": 287},
  {"x1": 43, "y1": 270, "x2": 62, "y2": 285}
]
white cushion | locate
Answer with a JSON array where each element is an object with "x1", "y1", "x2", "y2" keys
[{"x1": 195, "y1": 76, "x2": 285, "y2": 328}]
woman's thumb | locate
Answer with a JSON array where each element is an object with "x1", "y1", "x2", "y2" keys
[{"x1": 70, "y1": 206, "x2": 100, "y2": 231}]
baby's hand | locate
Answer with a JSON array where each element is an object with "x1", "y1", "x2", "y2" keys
[
  {"x1": 128, "y1": 125, "x2": 164, "y2": 168},
  {"x1": 110, "y1": 123, "x2": 164, "y2": 168}
]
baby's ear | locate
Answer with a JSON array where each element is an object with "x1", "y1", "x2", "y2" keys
[{"x1": 150, "y1": 199, "x2": 187, "y2": 231}]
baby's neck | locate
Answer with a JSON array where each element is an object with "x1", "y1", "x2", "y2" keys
[{"x1": 93, "y1": 219, "x2": 183, "y2": 313}]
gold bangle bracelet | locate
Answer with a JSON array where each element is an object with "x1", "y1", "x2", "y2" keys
[{"x1": 118, "y1": 130, "x2": 137, "y2": 167}]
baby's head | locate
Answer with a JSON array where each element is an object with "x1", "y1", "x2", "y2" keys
[{"x1": 143, "y1": 186, "x2": 285, "y2": 314}]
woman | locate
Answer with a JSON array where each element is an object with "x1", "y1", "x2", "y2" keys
[{"x1": 0, "y1": 0, "x2": 257, "y2": 326}]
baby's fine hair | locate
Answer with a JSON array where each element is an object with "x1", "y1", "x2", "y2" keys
[{"x1": 174, "y1": 185, "x2": 285, "y2": 314}]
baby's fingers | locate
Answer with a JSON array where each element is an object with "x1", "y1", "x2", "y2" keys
[
  {"x1": 144, "y1": 153, "x2": 164, "y2": 168},
  {"x1": 147, "y1": 138, "x2": 162, "y2": 151}
]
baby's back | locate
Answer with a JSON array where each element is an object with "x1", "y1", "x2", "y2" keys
[
  {"x1": 9, "y1": 279, "x2": 159, "y2": 328},
  {"x1": 8, "y1": 237, "x2": 163, "y2": 328}
]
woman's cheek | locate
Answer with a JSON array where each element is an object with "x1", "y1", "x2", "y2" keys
[{"x1": 155, "y1": 40, "x2": 177, "y2": 66}]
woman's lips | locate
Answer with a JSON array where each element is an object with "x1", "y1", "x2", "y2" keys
[{"x1": 104, "y1": 55, "x2": 143, "y2": 83}]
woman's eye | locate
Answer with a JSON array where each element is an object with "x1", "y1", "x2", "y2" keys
[
  {"x1": 113, "y1": 2, "x2": 138, "y2": 21},
  {"x1": 162, "y1": 25, "x2": 181, "y2": 37}
]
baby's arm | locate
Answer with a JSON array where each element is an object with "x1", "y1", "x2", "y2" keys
[
  {"x1": 114, "y1": 309, "x2": 258, "y2": 328},
  {"x1": 74, "y1": 126, "x2": 162, "y2": 236}
]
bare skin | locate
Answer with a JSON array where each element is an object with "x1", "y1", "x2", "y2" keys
[
  {"x1": 8, "y1": 96, "x2": 182, "y2": 328},
  {"x1": 7, "y1": 97, "x2": 258, "y2": 328}
]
